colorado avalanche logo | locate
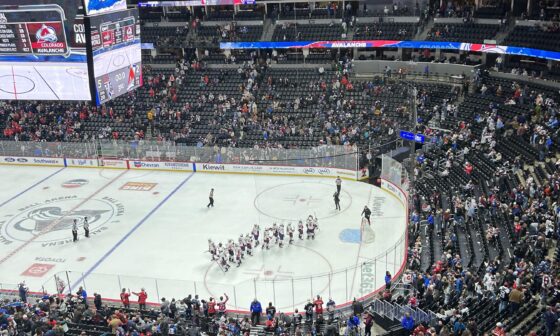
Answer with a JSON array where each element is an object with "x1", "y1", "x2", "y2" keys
[
  {"x1": 35, "y1": 24, "x2": 58, "y2": 43},
  {"x1": 13, "y1": 207, "x2": 109, "y2": 235},
  {"x1": 1, "y1": 197, "x2": 121, "y2": 243}
]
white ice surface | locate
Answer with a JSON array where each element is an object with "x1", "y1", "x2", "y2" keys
[{"x1": 0, "y1": 167, "x2": 406, "y2": 311}]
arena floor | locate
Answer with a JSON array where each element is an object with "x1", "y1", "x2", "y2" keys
[{"x1": 0, "y1": 166, "x2": 406, "y2": 311}]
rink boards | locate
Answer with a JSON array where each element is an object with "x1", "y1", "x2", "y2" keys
[{"x1": 0, "y1": 156, "x2": 367, "y2": 180}]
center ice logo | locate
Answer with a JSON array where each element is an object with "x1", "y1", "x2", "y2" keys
[
  {"x1": 35, "y1": 24, "x2": 58, "y2": 43},
  {"x1": 14, "y1": 207, "x2": 108, "y2": 234},
  {"x1": 0, "y1": 196, "x2": 124, "y2": 245}
]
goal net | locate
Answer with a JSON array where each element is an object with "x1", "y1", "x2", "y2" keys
[{"x1": 361, "y1": 217, "x2": 375, "y2": 244}]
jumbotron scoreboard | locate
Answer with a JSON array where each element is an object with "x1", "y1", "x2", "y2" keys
[
  {"x1": 0, "y1": 1, "x2": 90, "y2": 101},
  {"x1": 90, "y1": 15, "x2": 136, "y2": 50},
  {"x1": 88, "y1": 8, "x2": 142, "y2": 105},
  {"x1": 0, "y1": 0, "x2": 141, "y2": 103},
  {"x1": 0, "y1": 7, "x2": 70, "y2": 56}
]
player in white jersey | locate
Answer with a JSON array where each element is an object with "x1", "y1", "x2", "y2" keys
[
  {"x1": 238, "y1": 235, "x2": 245, "y2": 257},
  {"x1": 235, "y1": 244, "x2": 243, "y2": 267},
  {"x1": 272, "y1": 223, "x2": 279, "y2": 244},
  {"x1": 227, "y1": 240, "x2": 235, "y2": 262},
  {"x1": 262, "y1": 228, "x2": 271, "y2": 250},
  {"x1": 298, "y1": 220, "x2": 304, "y2": 240},
  {"x1": 252, "y1": 224, "x2": 260, "y2": 246},
  {"x1": 245, "y1": 234, "x2": 253, "y2": 256},
  {"x1": 306, "y1": 215, "x2": 316, "y2": 240},
  {"x1": 219, "y1": 250, "x2": 230, "y2": 272},
  {"x1": 287, "y1": 223, "x2": 295, "y2": 244},
  {"x1": 208, "y1": 239, "x2": 217, "y2": 261},
  {"x1": 278, "y1": 224, "x2": 285, "y2": 247}
]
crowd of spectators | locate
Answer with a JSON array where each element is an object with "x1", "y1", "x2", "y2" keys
[
  {"x1": 3, "y1": 3, "x2": 560, "y2": 335},
  {"x1": 387, "y1": 69, "x2": 560, "y2": 335}
]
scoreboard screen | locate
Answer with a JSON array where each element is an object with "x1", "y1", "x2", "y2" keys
[
  {"x1": 89, "y1": 8, "x2": 142, "y2": 105},
  {"x1": 0, "y1": 0, "x2": 91, "y2": 101},
  {"x1": 84, "y1": 0, "x2": 127, "y2": 16}
]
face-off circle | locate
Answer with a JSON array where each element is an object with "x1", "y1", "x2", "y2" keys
[
  {"x1": 254, "y1": 182, "x2": 351, "y2": 221},
  {"x1": 66, "y1": 68, "x2": 88, "y2": 79},
  {"x1": 112, "y1": 54, "x2": 126, "y2": 67},
  {"x1": 0, "y1": 75, "x2": 35, "y2": 94}
]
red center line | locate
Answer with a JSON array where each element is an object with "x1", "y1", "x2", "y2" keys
[
  {"x1": 0, "y1": 170, "x2": 128, "y2": 265},
  {"x1": 11, "y1": 66, "x2": 17, "y2": 100}
]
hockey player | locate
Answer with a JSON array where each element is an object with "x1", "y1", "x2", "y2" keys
[
  {"x1": 362, "y1": 205, "x2": 372, "y2": 225},
  {"x1": 262, "y1": 228, "x2": 270, "y2": 250},
  {"x1": 245, "y1": 234, "x2": 253, "y2": 256},
  {"x1": 219, "y1": 251, "x2": 230, "y2": 272},
  {"x1": 235, "y1": 244, "x2": 243, "y2": 267},
  {"x1": 72, "y1": 219, "x2": 78, "y2": 242},
  {"x1": 252, "y1": 224, "x2": 260, "y2": 246},
  {"x1": 227, "y1": 240, "x2": 235, "y2": 262},
  {"x1": 298, "y1": 220, "x2": 304, "y2": 240},
  {"x1": 306, "y1": 216, "x2": 316, "y2": 240},
  {"x1": 278, "y1": 224, "x2": 285, "y2": 248},
  {"x1": 208, "y1": 239, "x2": 217, "y2": 261},
  {"x1": 83, "y1": 217, "x2": 90, "y2": 238},
  {"x1": 272, "y1": 223, "x2": 279, "y2": 244},
  {"x1": 238, "y1": 235, "x2": 246, "y2": 258},
  {"x1": 334, "y1": 192, "x2": 341, "y2": 211},
  {"x1": 287, "y1": 222, "x2": 295, "y2": 244}
]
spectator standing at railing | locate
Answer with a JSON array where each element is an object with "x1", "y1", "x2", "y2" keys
[
  {"x1": 120, "y1": 288, "x2": 130, "y2": 308},
  {"x1": 18, "y1": 282, "x2": 28, "y2": 303},
  {"x1": 385, "y1": 271, "x2": 392, "y2": 290},
  {"x1": 216, "y1": 293, "x2": 228, "y2": 316},
  {"x1": 314, "y1": 295, "x2": 324, "y2": 316},
  {"x1": 133, "y1": 288, "x2": 148, "y2": 310},
  {"x1": 94, "y1": 293, "x2": 102, "y2": 310},
  {"x1": 304, "y1": 299, "x2": 314, "y2": 322},
  {"x1": 250, "y1": 298, "x2": 262, "y2": 326},
  {"x1": 352, "y1": 298, "x2": 364, "y2": 316},
  {"x1": 265, "y1": 302, "x2": 276, "y2": 318}
]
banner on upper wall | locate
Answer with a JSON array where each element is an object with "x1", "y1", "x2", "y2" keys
[{"x1": 220, "y1": 40, "x2": 560, "y2": 62}]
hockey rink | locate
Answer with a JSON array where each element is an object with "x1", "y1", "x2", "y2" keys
[
  {"x1": 93, "y1": 43, "x2": 141, "y2": 77},
  {"x1": 0, "y1": 63, "x2": 91, "y2": 101},
  {"x1": 0, "y1": 166, "x2": 407, "y2": 311}
]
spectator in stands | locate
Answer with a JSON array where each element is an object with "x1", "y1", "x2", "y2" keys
[
  {"x1": 492, "y1": 322, "x2": 506, "y2": 336},
  {"x1": 508, "y1": 285, "x2": 524, "y2": 313},
  {"x1": 543, "y1": 306, "x2": 558, "y2": 336},
  {"x1": 401, "y1": 312, "x2": 415, "y2": 335},
  {"x1": 133, "y1": 288, "x2": 148, "y2": 310},
  {"x1": 250, "y1": 298, "x2": 262, "y2": 325},
  {"x1": 385, "y1": 271, "x2": 392, "y2": 290},
  {"x1": 120, "y1": 288, "x2": 130, "y2": 308},
  {"x1": 18, "y1": 282, "x2": 28, "y2": 303}
]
